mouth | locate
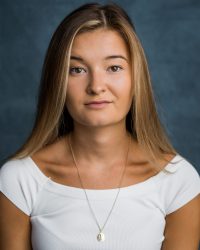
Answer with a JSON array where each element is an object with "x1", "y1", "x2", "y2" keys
[
  {"x1": 85, "y1": 101, "x2": 112, "y2": 109},
  {"x1": 85, "y1": 100, "x2": 111, "y2": 105}
]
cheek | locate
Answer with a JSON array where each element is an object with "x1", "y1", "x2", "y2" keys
[
  {"x1": 66, "y1": 81, "x2": 84, "y2": 105},
  {"x1": 112, "y1": 75, "x2": 132, "y2": 100},
  {"x1": 65, "y1": 90, "x2": 79, "y2": 115},
  {"x1": 111, "y1": 78, "x2": 132, "y2": 114}
]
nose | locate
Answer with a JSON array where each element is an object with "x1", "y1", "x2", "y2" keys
[{"x1": 86, "y1": 69, "x2": 106, "y2": 95}]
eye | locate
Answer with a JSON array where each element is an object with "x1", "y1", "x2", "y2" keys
[
  {"x1": 108, "y1": 65, "x2": 123, "y2": 72},
  {"x1": 69, "y1": 67, "x2": 86, "y2": 75}
]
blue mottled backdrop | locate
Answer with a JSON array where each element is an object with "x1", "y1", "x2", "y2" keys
[{"x1": 0, "y1": 0, "x2": 200, "y2": 176}]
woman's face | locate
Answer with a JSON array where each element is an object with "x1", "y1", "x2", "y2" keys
[{"x1": 66, "y1": 28, "x2": 133, "y2": 128}]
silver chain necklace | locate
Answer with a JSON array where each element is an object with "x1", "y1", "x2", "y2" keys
[{"x1": 67, "y1": 133, "x2": 131, "y2": 242}]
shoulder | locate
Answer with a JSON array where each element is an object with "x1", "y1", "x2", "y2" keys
[
  {"x1": 0, "y1": 156, "x2": 49, "y2": 184},
  {"x1": 0, "y1": 158, "x2": 31, "y2": 183},
  {"x1": 156, "y1": 154, "x2": 200, "y2": 215},
  {"x1": 0, "y1": 157, "x2": 49, "y2": 216},
  {"x1": 161, "y1": 155, "x2": 200, "y2": 249},
  {"x1": 163, "y1": 154, "x2": 200, "y2": 180}
]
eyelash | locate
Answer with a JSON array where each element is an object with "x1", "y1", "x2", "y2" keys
[{"x1": 69, "y1": 65, "x2": 123, "y2": 75}]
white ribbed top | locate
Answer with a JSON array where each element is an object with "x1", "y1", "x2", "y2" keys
[{"x1": 0, "y1": 154, "x2": 199, "y2": 250}]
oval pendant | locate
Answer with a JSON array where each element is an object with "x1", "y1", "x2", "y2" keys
[{"x1": 97, "y1": 232, "x2": 105, "y2": 241}]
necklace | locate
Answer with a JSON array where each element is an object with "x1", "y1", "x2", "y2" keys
[{"x1": 67, "y1": 133, "x2": 131, "y2": 242}]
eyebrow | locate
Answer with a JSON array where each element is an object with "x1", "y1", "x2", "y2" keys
[{"x1": 70, "y1": 55, "x2": 129, "y2": 63}]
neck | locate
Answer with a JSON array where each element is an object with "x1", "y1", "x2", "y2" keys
[{"x1": 68, "y1": 123, "x2": 133, "y2": 170}]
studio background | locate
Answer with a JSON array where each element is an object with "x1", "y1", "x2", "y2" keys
[{"x1": 0, "y1": 0, "x2": 200, "y2": 179}]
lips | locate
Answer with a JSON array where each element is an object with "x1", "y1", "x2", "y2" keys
[
  {"x1": 85, "y1": 100, "x2": 111, "y2": 105},
  {"x1": 84, "y1": 100, "x2": 112, "y2": 109}
]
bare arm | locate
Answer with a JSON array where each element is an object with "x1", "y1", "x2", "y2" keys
[
  {"x1": 161, "y1": 194, "x2": 200, "y2": 250},
  {"x1": 0, "y1": 192, "x2": 32, "y2": 250}
]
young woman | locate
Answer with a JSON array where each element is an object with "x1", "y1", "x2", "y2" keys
[{"x1": 0, "y1": 2, "x2": 199, "y2": 250}]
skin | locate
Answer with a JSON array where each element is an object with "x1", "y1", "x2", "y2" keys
[
  {"x1": 65, "y1": 28, "x2": 134, "y2": 172},
  {"x1": 0, "y1": 28, "x2": 199, "y2": 249}
]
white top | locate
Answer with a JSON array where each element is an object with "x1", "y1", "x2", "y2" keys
[{"x1": 0, "y1": 154, "x2": 199, "y2": 250}]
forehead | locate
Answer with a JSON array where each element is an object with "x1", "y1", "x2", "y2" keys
[{"x1": 71, "y1": 28, "x2": 129, "y2": 58}]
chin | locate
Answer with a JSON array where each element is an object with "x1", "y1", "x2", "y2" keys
[
  {"x1": 84, "y1": 121, "x2": 113, "y2": 127},
  {"x1": 79, "y1": 117, "x2": 123, "y2": 127}
]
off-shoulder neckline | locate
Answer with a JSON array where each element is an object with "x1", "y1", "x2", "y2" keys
[{"x1": 20, "y1": 154, "x2": 182, "y2": 200}]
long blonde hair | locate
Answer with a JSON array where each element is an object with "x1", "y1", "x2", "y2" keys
[{"x1": 6, "y1": 2, "x2": 177, "y2": 170}]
